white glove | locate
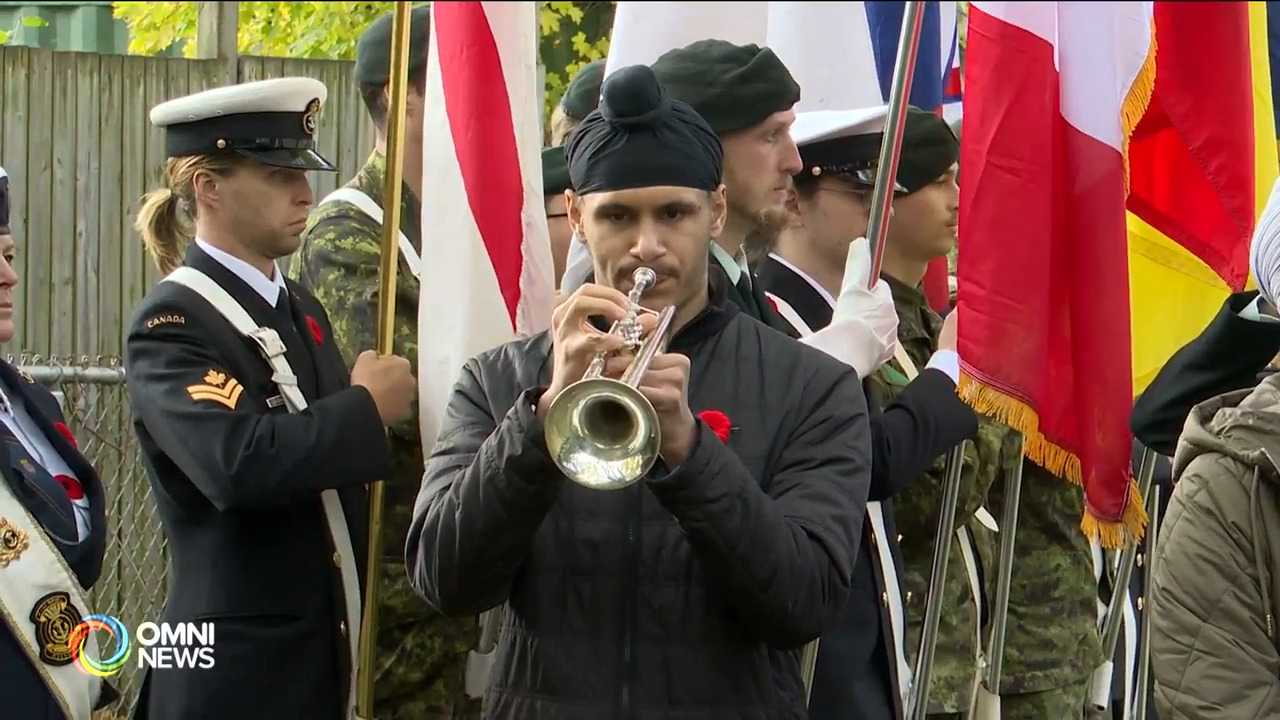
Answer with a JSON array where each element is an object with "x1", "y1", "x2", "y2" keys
[{"x1": 802, "y1": 236, "x2": 900, "y2": 378}]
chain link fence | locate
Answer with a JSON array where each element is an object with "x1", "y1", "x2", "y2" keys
[{"x1": 13, "y1": 353, "x2": 165, "y2": 718}]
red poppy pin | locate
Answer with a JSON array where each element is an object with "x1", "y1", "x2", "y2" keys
[
  {"x1": 305, "y1": 316, "x2": 324, "y2": 345},
  {"x1": 53, "y1": 421, "x2": 77, "y2": 448},
  {"x1": 698, "y1": 410, "x2": 732, "y2": 443},
  {"x1": 54, "y1": 473, "x2": 84, "y2": 500}
]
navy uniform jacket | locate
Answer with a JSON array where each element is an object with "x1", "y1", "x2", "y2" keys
[
  {"x1": 124, "y1": 244, "x2": 391, "y2": 720},
  {"x1": 751, "y1": 257, "x2": 977, "y2": 720},
  {"x1": 0, "y1": 359, "x2": 118, "y2": 718}
]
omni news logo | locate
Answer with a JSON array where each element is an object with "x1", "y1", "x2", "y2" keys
[{"x1": 68, "y1": 615, "x2": 216, "y2": 674}]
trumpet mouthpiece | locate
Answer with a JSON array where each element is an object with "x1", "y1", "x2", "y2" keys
[{"x1": 633, "y1": 267, "x2": 657, "y2": 286}]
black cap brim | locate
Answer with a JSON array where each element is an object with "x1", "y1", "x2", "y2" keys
[{"x1": 237, "y1": 147, "x2": 336, "y2": 172}]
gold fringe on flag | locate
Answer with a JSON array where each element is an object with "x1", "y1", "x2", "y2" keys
[
  {"x1": 1120, "y1": 13, "x2": 1159, "y2": 195},
  {"x1": 958, "y1": 373, "x2": 1149, "y2": 550}
]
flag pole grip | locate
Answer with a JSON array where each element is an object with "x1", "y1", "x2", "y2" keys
[{"x1": 358, "y1": 1, "x2": 414, "y2": 716}]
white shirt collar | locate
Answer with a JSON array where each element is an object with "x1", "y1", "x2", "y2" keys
[
  {"x1": 195, "y1": 238, "x2": 286, "y2": 307},
  {"x1": 710, "y1": 242, "x2": 751, "y2": 286},
  {"x1": 767, "y1": 252, "x2": 837, "y2": 309}
]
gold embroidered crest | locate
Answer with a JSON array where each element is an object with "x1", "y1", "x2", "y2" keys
[
  {"x1": 0, "y1": 517, "x2": 29, "y2": 568},
  {"x1": 30, "y1": 591, "x2": 81, "y2": 666},
  {"x1": 302, "y1": 98, "x2": 321, "y2": 136},
  {"x1": 186, "y1": 369, "x2": 244, "y2": 410}
]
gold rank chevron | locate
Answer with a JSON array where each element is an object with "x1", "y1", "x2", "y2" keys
[{"x1": 186, "y1": 369, "x2": 244, "y2": 410}]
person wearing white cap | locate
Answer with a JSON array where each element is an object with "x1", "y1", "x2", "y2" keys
[
  {"x1": 122, "y1": 77, "x2": 416, "y2": 720},
  {"x1": 757, "y1": 104, "x2": 1004, "y2": 720},
  {"x1": 0, "y1": 165, "x2": 121, "y2": 719}
]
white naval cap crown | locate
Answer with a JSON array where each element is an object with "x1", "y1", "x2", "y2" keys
[
  {"x1": 149, "y1": 77, "x2": 329, "y2": 127},
  {"x1": 148, "y1": 77, "x2": 336, "y2": 172},
  {"x1": 790, "y1": 105, "x2": 890, "y2": 148}
]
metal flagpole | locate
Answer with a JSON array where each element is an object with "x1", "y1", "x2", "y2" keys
[
  {"x1": 1086, "y1": 448, "x2": 1158, "y2": 712},
  {"x1": 865, "y1": 0, "x2": 927, "y2": 286},
  {"x1": 1131, "y1": 482, "x2": 1162, "y2": 720},
  {"x1": 799, "y1": 4, "x2": 928, "y2": 705},
  {"x1": 357, "y1": 2, "x2": 414, "y2": 716},
  {"x1": 970, "y1": 435, "x2": 1026, "y2": 720}
]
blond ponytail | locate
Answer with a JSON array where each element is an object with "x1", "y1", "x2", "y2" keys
[
  {"x1": 135, "y1": 186, "x2": 190, "y2": 276},
  {"x1": 134, "y1": 154, "x2": 245, "y2": 277}
]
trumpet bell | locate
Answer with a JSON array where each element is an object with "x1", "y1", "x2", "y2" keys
[{"x1": 543, "y1": 377, "x2": 662, "y2": 491}]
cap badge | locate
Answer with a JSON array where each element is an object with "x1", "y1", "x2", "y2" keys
[{"x1": 302, "y1": 98, "x2": 321, "y2": 136}]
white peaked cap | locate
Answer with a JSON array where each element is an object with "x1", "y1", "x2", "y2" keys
[
  {"x1": 149, "y1": 77, "x2": 329, "y2": 127},
  {"x1": 790, "y1": 105, "x2": 891, "y2": 148},
  {"x1": 147, "y1": 77, "x2": 335, "y2": 172}
]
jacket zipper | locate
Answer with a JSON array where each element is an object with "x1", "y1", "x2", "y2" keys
[{"x1": 619, "y1": 484, "x2": 642, "y2": 718}]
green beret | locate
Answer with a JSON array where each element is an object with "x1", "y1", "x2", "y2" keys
[
  {"x1": 798, "y1": 107, "x2": 959, "y2": 194},
  {"x1": 354, "y1": 5, "x2": 432, "y2": 85},
  {"x1": 542, "y1": 146, "x2": 571, "y2": 196},
  {"x1": 559, "y1": 59, "x2": 606, "y2": 120},
  {"x1": 650, "y1": 40, "x2": 801, "y2": 136}
]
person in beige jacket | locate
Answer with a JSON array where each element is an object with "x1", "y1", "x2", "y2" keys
[{"x1": 1150, "y1": 376, "x2": 1280, "y2": 718}]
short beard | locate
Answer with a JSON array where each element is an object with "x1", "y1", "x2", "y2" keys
[{"x1": 742, "y1": 206, "x2": 788, "y2": 267}]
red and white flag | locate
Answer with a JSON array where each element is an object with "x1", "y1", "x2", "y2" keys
[
  {"x1": 958, "y1": 2, "x2": 1154, "y2": 545},
  {"x1": 418, "y1": 1, "x2": 556, "y2": 448}
]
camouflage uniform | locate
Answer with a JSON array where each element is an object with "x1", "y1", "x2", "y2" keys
[
  {"x1": 863, "y1": 275, "x2": 1020, "y2": 716},
  {"x1": 289, "y1": 151, "x2": 482, "y2": 719},
  {"x1": 974, "y1": 465, "x2": 1104, "y2": 719}
]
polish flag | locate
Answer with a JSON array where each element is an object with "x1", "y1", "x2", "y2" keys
[
  {"x1": 957, "y1": 2, "x2": 1153, "y2": 546},
  {"x1": 418, "y1": 1, "x2": 555, "y2": 448}
]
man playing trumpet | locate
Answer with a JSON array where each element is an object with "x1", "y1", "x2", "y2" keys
[{"x1": 406, "y1": 64, "x2": 872, "y2": 717}]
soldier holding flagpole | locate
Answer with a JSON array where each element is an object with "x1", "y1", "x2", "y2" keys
[{"x1": 290, "y1": 5, "x2": 483, "y2": 716}]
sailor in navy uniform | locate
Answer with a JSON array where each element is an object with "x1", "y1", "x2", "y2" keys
[
  {"x1": 0, "y1": 166, "x2": 118, "y2": 719},
  {"x1": 754, "y1": 108, "x2": 982, "y2": 720},
  {"x1": 123, "y1": 78, "x2": 416, "y2": 720}
]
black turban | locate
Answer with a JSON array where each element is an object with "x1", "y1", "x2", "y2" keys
[
  {"x1": 650, "y1": 39, "x2": 800, "y2": 135},
  {"x1": 799, "y1": 107, "x2": 959, "y2": 195},
  {"x1": 559, "y1": 59, "x2": 606, "y2": 120},
  {"x1": 541, "y1": 146, "x2": 572, "y2": 196},
  {"x1": 565, "y1": 64, "x2": 723, "y2": 195},
  {"x1": 0, "y1": 168, "x2": 9, "y2": 235}
]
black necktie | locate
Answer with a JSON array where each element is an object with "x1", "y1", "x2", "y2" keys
[{"x1": 275, "y1": 286, "x2": 296, "y2": 327}]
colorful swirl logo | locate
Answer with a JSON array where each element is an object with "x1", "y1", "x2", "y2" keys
[{"x1": 67, "y1": 614, "x2": 130, "y2": 676}]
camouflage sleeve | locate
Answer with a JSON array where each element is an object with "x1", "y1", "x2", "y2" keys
[{"x1": 292, "y1": 211, "x2": 422, "y2": 444}]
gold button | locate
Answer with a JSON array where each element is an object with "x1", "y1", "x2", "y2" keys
[
  {"x1": 1137, "y1": 597, "x2": 1145, "y2": 612},
  {"x1": 896, "y1": 534, "x2": 903, "y2": 543},
  {"x1": 332, "y1": 551, "x2": 341, "y2": 567},
  {"x1": 869, "y1": 532, "x2": 878, "y2": 546},
  {"x1": 881, "y1": 592, "x2": 889, "y2": 607},
  {"x1": 905, "y1": 591, "x2": 914, "y2": 604},
  {"x1": 339, "y1": 621, "x2": 347, "y2": 635},
  {"x1": 1136, "y1": 553, "x2": 1144, "y2": 568}
]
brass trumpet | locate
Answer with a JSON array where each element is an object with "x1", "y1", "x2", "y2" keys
[{"x1": 544, "y1": 267, "x2": 678, "y2": 490}]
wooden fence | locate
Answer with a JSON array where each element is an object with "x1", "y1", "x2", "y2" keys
[{"x1": 0, "y1": 46, "x2": 377, "y2": 358}]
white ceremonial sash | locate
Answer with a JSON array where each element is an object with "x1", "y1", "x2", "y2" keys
[
  {"x1": 318, "y1": 188, "x2": 421, "y2": 281},
  {"x1": 764, "y1": 292, "x2": 816, "y2": 337},
  {"x1": 164, "y1": 267, "x2": 365, "y2": 720},
  {"x1": 0, "y1": 470, "x2": 101, "y2": 720}
]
